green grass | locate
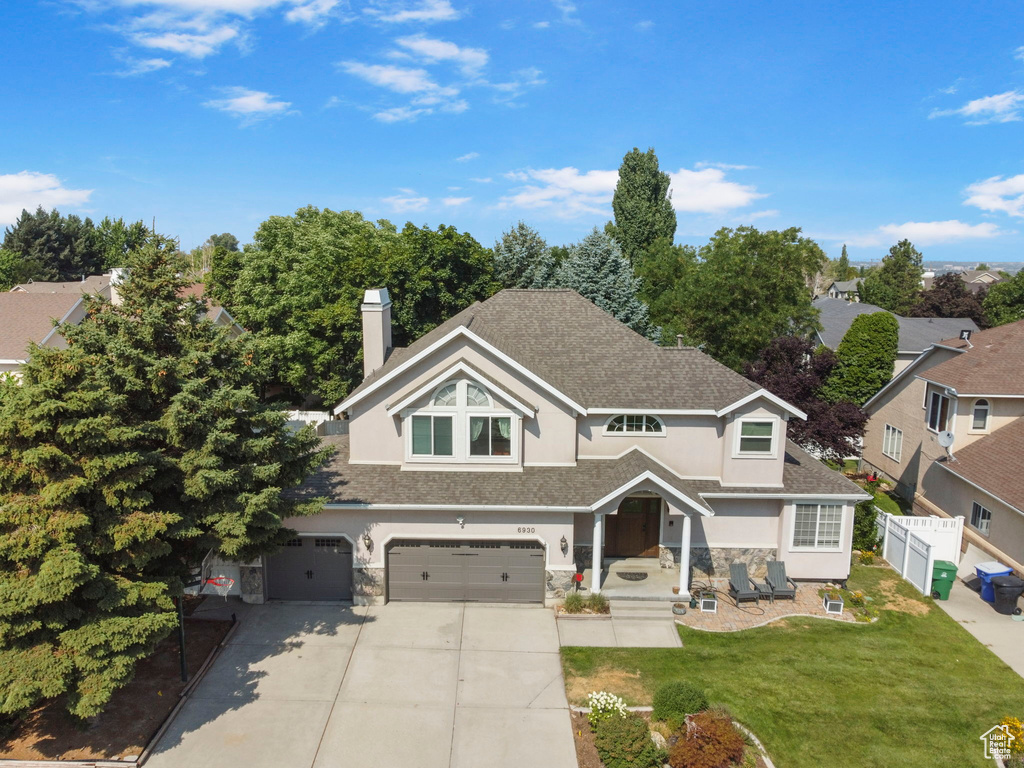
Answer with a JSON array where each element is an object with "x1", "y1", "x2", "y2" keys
[{"x1": 561, "y1": 566, "x2": 1024, "y2": 768}]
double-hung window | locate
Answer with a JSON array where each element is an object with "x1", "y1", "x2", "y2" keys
[
  {"x1": 737, "y1": 419, "x2": 775, "y2": 455},
  {"x1": 927, "y1": 391, "x2": 951, "y2": 433},
  {"x1": 792, "y1": 503, "x2": 843, "y2": 549},
  {"x1": 469, "y1": 416, "x2": 512, "y2": 457},
  {"x1": 411, "y1": 414, "x2": 453, "y2": 457},
  {"x1": 970, "y1": 502, "x2": 992, "y2": 536},
  {"x1": 882, "y1": 424, "x2": 903, "y2": 462}
]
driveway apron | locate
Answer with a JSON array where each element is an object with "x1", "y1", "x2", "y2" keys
[{"x1": 147, "y1": 602, "x2": 576, "y2": 768}]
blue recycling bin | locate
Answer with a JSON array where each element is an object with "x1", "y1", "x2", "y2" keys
[{"x1": 976, "y1": 561, "x2": 1013, "y2": 602}]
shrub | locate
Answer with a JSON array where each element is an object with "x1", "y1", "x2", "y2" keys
[
  {"x1": 652, "y1": 680, "x2": 708, "y2": 728},
  {"x1": 668, "y1": 710, "x2": 746, "y2": 768},
  {"x1": 586, "y1": 592, "x2": 609, "y2": 613},
  {"x1": 563, "y1": 592, "x2": 585, "y2": 613},
  {"x1": 593, "y1": 711, "x2": 665, "y2": 768},
  {"x1": 858, "y1": 550, "x2": 875, "y2": 565},
  {"x1": 587, "y1": 691, "x2": 627, "y2": 728},
  {"x1": 853, "y1": 500, "x2": 881, "y2": 552}
]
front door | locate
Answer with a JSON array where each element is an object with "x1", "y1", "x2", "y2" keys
[{"x1": 604, "y1": 497, "x2": 661, "y2": 557}]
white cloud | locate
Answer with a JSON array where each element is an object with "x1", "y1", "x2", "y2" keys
[
  {"x1": 552, "y1": 0, "x2": 579, "y2": 24},
  {"x1": 112, "y1": 55, "x2": 172, "y2": 76},
  {"x1": 844, "y1": 220, "x2": 1005, "y2": 247},
  {"x1": 0, "y1": 171, "x2": 93, "y2": 226},
  {"x1": 365, "y1": 0, "x2": 459, "y2": 23},
  {"x1": 668, "y1": 167, "x2": 765, "y2": 213},
  {"x1": 634, "y1": 20, "x2": 653, "y2": 31},
  {"x1": 490, "y1": 67, "x2": 546, "y2": 102},
  {"x1": 284, "y1": 0, "x2": 341, "y2": 26},
  {"x1": 395, "y1": 34, "x2": 488, "y2": 74},
  {"x1": 964, "y1": 174, "x2": 1024, "y2": 217},
  {"x1": 374, "y1": 105, "x2": 430, "y2": 122},
  {"x1": 498, "y1": 167, "x2": 618, "y2": 217},
  {"x1": 744, "y1": 209, "x2": 779, "y2": 221},
  {"x1": 203, "y1": 86, "x2": 292, "y2": 124},
  {"x1": 455, "y1": 152, "x2": 479, "y2": 162},
  {"x1": 533, "y1": 21, "x2": 550, "y2": 29},
  {"x1": 340, "y1": 62, "x2": 443, "y2": 93},
  {"x1": 133, "y1": 25, "x2": 240, "y2": 58},
  {"x1": 470, "y1": 177, "x2": 492, "y2": 183},
  {"x1": 1016, "y1": 45, "x2": 1024, "y2": 62},
  {"x1": 694, "y1": 161, "x2": 755, "y2": 171},
  {"x1": 930, "y1": 90, "x2": 1024, "y2": 124},
  {"x1": 443, "y1": 196, "x2": 471, "y2": 206},
  {"x1": 382, "y1": 193, "x2": 429, "y2": 211}
]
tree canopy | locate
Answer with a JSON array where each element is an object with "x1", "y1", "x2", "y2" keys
[
  {"x1": 225, "y1": 207, "x2": 497, "y2": 404},
  {"x1": 745, "y1": 335, "x2": 867, "y2": 462},
  {"x1": 859, "y1": 240, "x2": 924, "y2": 314},
  {"x1": 983, "y1": 270, "x2": 1024, "y2": 327},
  {"x1": 493, "y1": 221, "x2": 557, "y2": 288},
  {"x1": 645, "y1": 226, "x2": 826, "y2": 370},
  {"x1": 608, "y1": 147, "x2": 677, "y2": 266},
  {"x1": 0, "y1": 241, "x2": 327, "y2": 720},
  {"x1": 207, "y1": 232, "x2": 240, "y2": 252},
  {"x1": 908, "y1": 273, "x2": 988, "y2": 327},
  {"x1": 821, "y1": 311, "x2": 899, "y2": 406}
]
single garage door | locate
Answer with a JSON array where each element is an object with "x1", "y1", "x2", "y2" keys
[
  {"x1": 266, "y1": 536, "x2": 353, "y2": 601},
  {"x1": 387, "y1": 540, "x2": 545, "y2": 603}
]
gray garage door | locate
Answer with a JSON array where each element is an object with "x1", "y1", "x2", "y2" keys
[
  {"x1": 387, "y1": 540, "x2": 545, "y2": 603},
  {"x1": 266, "y1": 537, "x2": 353, "y2": 601}
]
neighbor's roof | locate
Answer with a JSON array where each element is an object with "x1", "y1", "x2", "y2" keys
[
  {"x1": 813, "y1": 297, "x2": 979, "y2": 353},
  {"x1": 940, "y1": 418, "x2": 1024, "y2": 514},
  {"x1": 293, "y1": 434, "x2": 866, "y2": 508},
  {"x1": 0, "y1": 293, "x2": 82, "y2": 359},
  {"x1": 828, "y1": 278, "x2": 863, "y2": 292},
  {"x1": 922, "y1": 320, "x2": 1024, "y2": 396},
  {"x1": 344, "y1": 289, "x2": 761, "y2": 412},
  {"x1": 11, "y1": 275, "x2": 110, "y2": 295}
]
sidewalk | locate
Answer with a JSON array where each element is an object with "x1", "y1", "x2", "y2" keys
[{"x1": 937, "y1": 580, "x2": 1024, "y2": 679}]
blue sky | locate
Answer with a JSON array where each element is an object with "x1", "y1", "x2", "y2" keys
[{"x1": 4, "y1": 0, "x2": 1024, "y2": 263}]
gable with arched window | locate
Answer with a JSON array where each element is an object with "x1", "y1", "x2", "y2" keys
[
  {"x1": 603, "y1": 414, "x2": 665, "y2": 435},
  {"x1": 406, "y1": 379, "x2": 518, "y2": 463}
]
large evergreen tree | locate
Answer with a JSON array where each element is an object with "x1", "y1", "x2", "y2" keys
[
  {"x1": 492, "y1": 221, "x2": 557, "y2": 289},
  {"x1": 821, "y1": 311, "x2": 899, "y2": 406},
  {"x1": 609, "y1": 147, "x2": 676, "y2": 266},
  {"x1": 860, "y1": 239, "x2": 924, "y2": 314},
  {"x1": 554, "y1": 228, "x2": 651, "y2": 336},
  {"x1": 0, "y1": 241, "x2": 328, "y2": 720},
  {"x1": 2, "y1": 207, "x2": 105, "y2": 282},
  {"x1": 983, "y1": 270, "x2": 1024, "y2": 327}
]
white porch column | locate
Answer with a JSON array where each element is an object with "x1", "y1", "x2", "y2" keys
[
  {"x1": 592, "y1": 513, "x2": 604, "y2": 594},
  {"x1": 678, "y1": 514, "x2": 691, "y2": 598}
]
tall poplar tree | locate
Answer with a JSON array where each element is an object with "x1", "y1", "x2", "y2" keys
[
  {"x1": 0, "y1": 241, "x2": 328, "y2": 720},
  {"x1": 821, "y1": 311, "x2": 900, "y2": 406},
  {"x1": 609, "y1": 147, "x2": 677, "y2": 266}
]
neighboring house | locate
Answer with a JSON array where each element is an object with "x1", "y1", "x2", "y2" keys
[
  {"x1": 243, "y1": 288, "x2": 868, "y2": 606},
  {"x1": 825, "y1": 278, "x2": 863, "y2": 301},
  {"x1": 11, "y1": 274, "x2": 113, "y2": 298},
  {"x1": 921, "y1": 269, "x2": 1004, "y2": 293},
  {"x1": 813, "y1": 296, "x2": 979, "y2": 375},
  {"x1": 0, "y1": 292, "x2": 87, "y2": 376},
  {"x1": 862, "y1": 321, "x2": 1024, "y2": 573}
]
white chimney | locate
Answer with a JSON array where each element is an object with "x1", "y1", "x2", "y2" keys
[{"x1": 361, "y1": 288, "x2": 392, "y2": 378}]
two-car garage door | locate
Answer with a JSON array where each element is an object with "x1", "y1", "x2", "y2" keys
[{"x1": 387, "y1": 540, "x2": 545, "y2": 603}]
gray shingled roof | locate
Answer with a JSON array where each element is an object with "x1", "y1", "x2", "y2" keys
[
  {"x1": 813, "y1": 297, "x2": 978, "y2": 353},
  {"x1": 829, "y1": 279, "x2": 863, "y2": 293},
  {"x1": 346, "y1": 289, "x2": 760, "y2": 411},
  {"x1": 0, "y1": 293, "x2": 82, "y2": 359},
  {"x1": 12, "y1": 275, "x2": 110, "y2": 295},
  {"x1": 294, "y1": 434, "x2": 866, "y2": 507}
]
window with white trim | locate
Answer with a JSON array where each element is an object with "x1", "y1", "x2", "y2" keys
[
  {"x1": 736, "y1": 419, "x2": 775, "y2": 455},
  {"x1": 970, "y1": 502, "x2": 992, "y2": 536},
  {"x1": 882, "y1": 424, "x2": 903, "y2": 462},
  {"x1": 405, "y1": 379, "x2": 516, "y2": 463},
  {"x1": 605, "y1": 414, "x2": 664, "y2": 434},
  {"x1": 792, "y1": 503, "x2": 843, "y2": 549},
  {"x1": 469, "y1": 416, "x2": 512, "y2": 456},
  {"x1": 411, "y1": 414, "x2": 453, "y2": 457},
  {"x1": 971, "y1": 399, "x2": 990, "y2": 431},
  {"x1": 927, "y1": 391, "x2": 951, "y2": 432}
]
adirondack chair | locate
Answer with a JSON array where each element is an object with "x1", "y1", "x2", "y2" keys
[
  {"x1": 766, "y1": 561, "x2": 798, "y2": 601},
  {"x1": 728, "y1": 562, "x2": 762, "y2": 605}
]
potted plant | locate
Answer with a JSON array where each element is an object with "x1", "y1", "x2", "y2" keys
[
  {"x1": 822, "y1": 587, "x2": 844, "y2": 615},
  {"x1": 672, "y1": 602, "x2": 687, "y2": 615}
]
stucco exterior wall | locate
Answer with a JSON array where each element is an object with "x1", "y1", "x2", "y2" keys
[
  {"x1": 577, "y1": 414, "x2": 722, "y2": 477},
  {"x1": 690, "y1": 498, "x2": 783, "y2": 548},
  {"x1": 720, "y1": 404, "x2": 787, "y2": 487},
  {"x1": 776, "y1": 501, "x2": 855, "y2": 581}
]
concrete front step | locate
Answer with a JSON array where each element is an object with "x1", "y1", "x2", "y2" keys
[{"x1": 609, "y1": 600, "x2": 681, "y2": 620}]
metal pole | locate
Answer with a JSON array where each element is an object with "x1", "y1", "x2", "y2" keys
[{"x1": 176, "y1": 596, "x2": 188, "y2": 683}]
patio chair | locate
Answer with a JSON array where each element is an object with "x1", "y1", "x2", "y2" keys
[
  {"x1": 766, "y1": 561, "x2": 798, "y2": 601},
  {"x1": 728, "y1": 563, "x2": 761, "y2": 606}
]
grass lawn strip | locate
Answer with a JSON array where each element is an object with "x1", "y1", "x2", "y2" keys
[{"x1": 561, "y1": 565, "x2": 1024, "y2": 768}]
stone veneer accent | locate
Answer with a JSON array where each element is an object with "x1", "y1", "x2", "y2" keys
[
  {"x1": 354, "y1": 567, "x2": 385, "y2": 604},
  {"x1": 689, "y1": 546, "x2": 777, "y2": 579},
  {"x1": 546, "y1": 570, "x2": 576, "y2": 599},
  {"x1": 240, "y1": 565, "x2": 265, "y2": 605},
  {"x1": 659, "y1": 545, "x2": 681, "y2": 569}
]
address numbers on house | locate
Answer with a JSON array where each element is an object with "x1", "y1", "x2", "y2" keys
[{"x1": 517, "y1": 526, "x2": 536, "y2": 534}]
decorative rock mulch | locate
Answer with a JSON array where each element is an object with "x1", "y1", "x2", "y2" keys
[{"x1": 674, "y1": 581, "x2": 857, "y2": 632}]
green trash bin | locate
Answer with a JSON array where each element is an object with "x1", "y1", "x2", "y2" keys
[{"x1": 931, "y1": 560, "x2": 958, "y2": 600}]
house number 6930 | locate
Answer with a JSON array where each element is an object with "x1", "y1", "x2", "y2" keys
[{"x1": 517, "y1": 526, "x2": 536, "y2": 534}]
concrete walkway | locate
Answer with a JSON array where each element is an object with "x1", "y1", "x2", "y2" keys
[
  {"x1": 556, "y1": 601, "x2": 683, "y2": 648},
  {"x1": 147, "y1": 602, "x2": 576, "y2": 768},
  {"x1": 937, "y1": 580, "x2": 1024, "y2": 679}
]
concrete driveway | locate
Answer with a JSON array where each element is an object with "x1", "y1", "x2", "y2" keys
[{"x1": 147, "y1": 602, "x2": 577, "y2": 768}]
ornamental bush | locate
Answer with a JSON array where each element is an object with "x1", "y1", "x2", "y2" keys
[
  {"x1": 587, "y1": 691, "x2": 627, "y2": 728},
  {"x1": 563, "y1": 592, "x2": 585, "y2": 613},
  {"x1": 586, "y1": 592, "x2": 610, "y2": 613},
  {"x1": 593, "y1": 711, "x2": 665, "y2": 768},
  {"x1": 668, "y1": 710, "x2": 746, "y2": 768},
  {"x1": 652, "y1": 680, "x2": 708, "y2": 729}
]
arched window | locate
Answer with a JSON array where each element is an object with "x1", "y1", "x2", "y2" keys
[
  {"x1": 466, "y1": 383, "x2": 490, "y2": 407},
  {"x1": 606, "y1": 414, "x2": 664, "y2": 434},
  {"x1": 433, "y1": 383, "x2": 457, "y2": 407},
  {"x1": 972, "y1": 399, "x2": 990, "y2": 431}
]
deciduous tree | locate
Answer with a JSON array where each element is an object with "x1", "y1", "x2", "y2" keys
[
  {"x1": 860, "y1": 240, "x2": 924, "y2": 314},
  {"x1": 0, "y1": 241, "x2": 327, "y2": 721},
  {"x1": 983, "y1": 270, "x2": 1024, "y2": 327},
  {"x1": 821, "y1": 311, "x2": 899, "y2": 406},
  {"x1": 908, "y1": 273, "x2": 988, "y2": 327},
  {"x1": 208, "y1": 232, "x2": 240, "y2": 252},
  {"x1": 608, "y1": 147, "x2": 676, "y2": 266}
]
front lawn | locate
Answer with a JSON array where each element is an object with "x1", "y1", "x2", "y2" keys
[{"x1": 561, "y1": 566, "x2": 1024, "y2": 768}]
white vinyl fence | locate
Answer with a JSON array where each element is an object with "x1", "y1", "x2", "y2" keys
[{"x1": 875, "y1": 510, "x2": 964, "y2": 596}]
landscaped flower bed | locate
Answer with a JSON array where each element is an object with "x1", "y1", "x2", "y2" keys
[
  {"x1": 558, "y1": 591, "x2": 611, "y2": 615},
  {"x1": 817, "y1": 583, "x2": 879, "y2": 622}
]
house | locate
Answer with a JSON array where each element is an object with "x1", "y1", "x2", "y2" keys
[
  {"x1": 825, "y1": 278, "x2": 863, "y2": 301},
  {"x1": 813, "y1": 296, "x2": 979, "y2": 375},
  {"x1": 922, "y1": 269, "x2": 1004, "y2": 294},
  {"x1": 862, "y1": 321, "x2": 1024, "y2": 573},
  {"x1": 0, "y1": 292, "x2": 88, "y2": 375},
  {"x1": 243, "y1": 288, "x2": 868, "y2": 606}
]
